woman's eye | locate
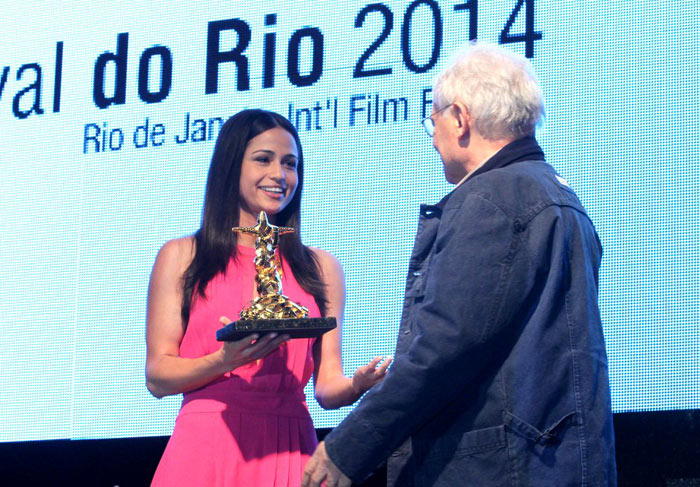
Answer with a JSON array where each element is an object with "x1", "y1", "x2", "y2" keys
[
  {"x1": 284, "y1": 160, "x2": 297, "y2": 169},
  {"x1": 255, "y1": 157, "x2": 270, "y2": 163}
]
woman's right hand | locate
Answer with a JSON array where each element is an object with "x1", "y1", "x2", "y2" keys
[{"x1": 218, "y1": 316, "x2": 290, "y2": 371}]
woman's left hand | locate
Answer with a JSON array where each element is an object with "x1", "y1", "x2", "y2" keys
[{"x1": 352, "y1": 356, "x2": 393, "y2": 396}]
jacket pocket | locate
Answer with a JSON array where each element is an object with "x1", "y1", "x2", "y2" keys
[
  {"x1": 452, "y1": 424, "x2": 508, "y2": 455},
  {"x1": 503, "y1": 411, "x2": 577, "y2": 445},
  {"x1": 502, "y1": 411, "x2": 583, "y2": 485}
]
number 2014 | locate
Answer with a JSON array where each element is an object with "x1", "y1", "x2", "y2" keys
[{"x1": 353, "y1": 0, "x2": 542, "y2": 78}]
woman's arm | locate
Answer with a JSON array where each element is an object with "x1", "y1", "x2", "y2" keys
[
  {"x1": 311, "y1": 249, "x2": 391, "y2": 409},
  {"x1": 145, "y1": 237, "x2": 288, "y2": 398}
]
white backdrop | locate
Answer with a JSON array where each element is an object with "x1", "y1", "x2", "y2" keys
[{"x1": 1, "y1": 0, "x2": 698, "y2": 442}]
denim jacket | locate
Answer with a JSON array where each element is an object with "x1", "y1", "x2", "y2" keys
[{"x1": 324, "y1": 137, "x2": 617, "y2": 486}]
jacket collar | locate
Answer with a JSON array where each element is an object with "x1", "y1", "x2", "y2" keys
[
  {"x1": 434, "y1": 136, "x2": 545, "y2": 209},
  {"x1": 469, "y1": 135, "x2": 545, "y2": 179}
]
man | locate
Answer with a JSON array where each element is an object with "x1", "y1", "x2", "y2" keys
[{"x1": 303, "y1": 43, "x2": 617, "y2": 486}]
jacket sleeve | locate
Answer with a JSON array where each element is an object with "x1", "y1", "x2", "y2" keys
[{"x1": 324, "y1": 192, "x2": 542, "y2": 482}]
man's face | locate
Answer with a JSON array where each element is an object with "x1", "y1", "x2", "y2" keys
[
  {"x1": 430, "y1": 107, "x2": 448, "y2": 155},
  {"x1": 432, "y1": 106, "x2": 467, "y2": 184}
]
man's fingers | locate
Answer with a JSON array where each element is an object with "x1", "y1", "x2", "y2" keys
[
  {"x1": 311, "y1": 470, "x2": 329, "y2": 487},
  {"x1": 301, "y1": 461, "x2": 326, "y2": 487},
  {"x1": 301, "y1": 457, "x2": 316, "y2": 487}
]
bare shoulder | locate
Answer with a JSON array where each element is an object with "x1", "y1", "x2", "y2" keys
[
  {"x1": 309, "y1": 247, "x2": 344, "y2": 277},
  {"x1": 154, "y1": 236, "x2": 196, "y2": 276},
  {"x1": 309, "y1": 247, "x2": 345, "y2": 290}
]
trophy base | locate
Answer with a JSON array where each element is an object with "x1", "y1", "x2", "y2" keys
[{"x1": 216, "y1": 317, "x2": 337, "y2": 341}]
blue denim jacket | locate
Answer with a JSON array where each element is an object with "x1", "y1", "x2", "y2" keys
[{"x1": 325, "y1": 138, "x2": 617, "y2": 486}]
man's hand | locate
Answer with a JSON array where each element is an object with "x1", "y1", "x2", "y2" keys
[{"x1": 302, "y1": 441, "x2": 351, "y2": 487}]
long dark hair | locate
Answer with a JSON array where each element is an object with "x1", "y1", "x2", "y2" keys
[{"x1": 181, "y1": 109, "x2": 327, "y2": 324}]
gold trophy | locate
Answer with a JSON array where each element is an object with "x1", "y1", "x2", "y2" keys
[{"x1": 216, "y1": 211, "x2": 337, "y2": 341}]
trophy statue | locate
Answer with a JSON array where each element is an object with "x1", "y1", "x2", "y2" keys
[{"x1": 216, "y1": 211, "x2": 337, "y2": 341}]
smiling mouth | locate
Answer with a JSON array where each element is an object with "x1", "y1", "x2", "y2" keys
[{"x1": 259, "y1": 186, "x2": 285, "y2": 194}]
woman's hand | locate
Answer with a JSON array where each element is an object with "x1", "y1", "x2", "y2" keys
[
  {"x1": 218, "y1": 316, "x2": 290, "y2": 371},
  {"x1": 351, "y1": 356, "x2": 393, "y2": 396}
]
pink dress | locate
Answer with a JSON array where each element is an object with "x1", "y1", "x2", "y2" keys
[{"x1": 152, "y1": 245, "x2": 319, "y2": 486}]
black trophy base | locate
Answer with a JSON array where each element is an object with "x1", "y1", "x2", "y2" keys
[{"x1": 216, "y1": 317, "x2": 337, "y2": 341}]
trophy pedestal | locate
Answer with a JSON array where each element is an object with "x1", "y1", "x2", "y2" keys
[{"x1": 216, "y1": 317, "x2": 337, "y2": 341}]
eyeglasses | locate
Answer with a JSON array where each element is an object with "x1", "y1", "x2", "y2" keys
[{"x1": 421, "y1": 104, "x2": 452, "y2": 137}]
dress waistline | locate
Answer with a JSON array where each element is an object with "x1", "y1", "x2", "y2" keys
[{"x1": 180, "y1": 378, "x2": 310, "y2": 419}]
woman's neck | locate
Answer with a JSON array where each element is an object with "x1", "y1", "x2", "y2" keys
[{"x1": 237, "y1": 233, "x2": 257, "y2": 248}]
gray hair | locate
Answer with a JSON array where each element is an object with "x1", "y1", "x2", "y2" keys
[{"x1": 433, "y1": 43, "x2": 545, "y2": 140}]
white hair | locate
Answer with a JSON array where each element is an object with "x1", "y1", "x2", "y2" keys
[{"x1": 433, "y1": 42, "x2": 545, "y2": 140}]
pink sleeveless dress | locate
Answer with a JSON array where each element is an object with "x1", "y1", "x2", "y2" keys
[{"x1": 152, "y1": 245, "x2": 319, "y2": 487}]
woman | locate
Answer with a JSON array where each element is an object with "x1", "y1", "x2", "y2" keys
[{"x1": 146, "y1": 109, "x2": 391, "y2": 486}]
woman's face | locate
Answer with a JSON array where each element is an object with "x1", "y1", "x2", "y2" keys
[{"x1": 238, "y1": 127, "x2": 299, "y2": 226}]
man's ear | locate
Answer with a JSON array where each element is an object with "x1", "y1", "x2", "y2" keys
[{"x1": 452, "y1": 101, "x2": 471, "y2": 137}]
